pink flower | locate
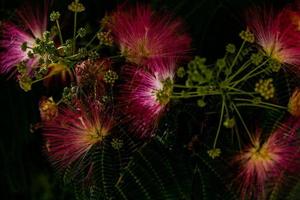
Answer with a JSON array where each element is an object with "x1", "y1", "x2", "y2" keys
[
  {"x1": 0, "y1": 2, "x2": 48, "y2": 75},
  {"x1": 75, "y1": 59, "x2": 110, "y2": 86},
  {"x1": 233, "y1": 117, "x2": 300, "y2": 199},
  {"x1": 110, "y1": 4, "x2": 191, "y2": 67},
  {"x1": 246, "y1": 7, "x2": 300, "y2": 70},
  {"x1": 119, "y1": 59, "x2": 174, "y2": 138},
  {"x1": 43, "y1": 102, "x2": 113, "y2": 169}
]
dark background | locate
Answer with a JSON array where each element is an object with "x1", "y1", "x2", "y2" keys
[{"x1": 0, "y1": 0, "x2": 292, "y2": 199}]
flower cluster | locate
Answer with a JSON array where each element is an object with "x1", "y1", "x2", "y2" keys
[
  {"x1": 2, "y1": 1, "x2": 300, "y2": 199},
  {"x1": 246, "y1": 6, "x2": 300, "y2": 72},
  {"x1": 233, "y1": 117, "x2": 300, "y2": 200}
]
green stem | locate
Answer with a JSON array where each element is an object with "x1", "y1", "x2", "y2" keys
[
  {"x1": 227, "y1": 59, "x2": 251, "y2": 82},
  {"x1": 213, "y1": 96, "x2": 225, "y2": 148},
  {"x1": 108, "y1": 55, "x2": 122, "y2": 59},
  {"x1": 65, "y1": 53, "x2": 80, "y2": 59},
  {"x1": 32, "y1": 74, "x2": 53, "y2": 84},
  {"x1": 73, "y1": 12, "x2": 78, "y2": 54},
  {"x1": 224, "y1": 86, "x2": 256, "y2": 97},
  {"x1": 85, "y1": 27, "x2": 103, "y2": 49},
  {"x1": 56, "y1": 98, "x2": 64, "y2": 105},
  {"x1": 170, "y1": 92, "x2": 221, "y2": 99},
  {"x1": 240, "y1": 68, "x2": 268, "y2": 82},
  {"x1": 231, "y1": 59, "x2": 269, "y2": 88},
  {"x1": 56, "y1": 20, "x2": 64, "y2": 45},
  {"x1": 172, "y1": 92, "x2": 200, "y2": 95},
  {"x1": 234, "y1": 98, "x2": 286, "y2": 110},
  {"x1": 173, "y1": 84, "x2": 215, "y2": 89},
  {"x1": 170, "y1": 93, "x2": 221, "y2": 99},
  {"x1": 227, "y1": 40, "x2": 246, "y2": 77},
  {"x1": 232, "y1": 103, "x2": 255, "y2": 145},
  {"x1": 235, "y1": 103, "x2": 282, "y2": 111}
]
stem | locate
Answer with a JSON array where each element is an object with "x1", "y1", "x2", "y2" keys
[
  {"x1": 227, "y1": 59, "x2": 251, "y2": 82},
  {"x1": 85, "y1": 27, "x2": 103, "y2": 49},
  {"x1": 56, "y1": 20, "x2": 64, "y2": 45},
  {"x1": 227, "y1": 40, "x2": 246, "y2": 77},
  {"x1": 56, "y1": 98, "x2": 64, "y2": 105},
  {"x1": 231, "y1": 59, "x2": 269, "y2": 88},
  {"x1": 224, "y1": 86, "x2": 256, "y2": 97},
  {"x1": 234, "y1": 98, "x2": 287, "y2": 110},
  {"x1": 236, "y1": 103, "x2": 281, "y2": 111},
  {"x1": 213, "y1": 96, "x2": 225, "y2": 148},
  {"x1": 108, "y1": 55, "x2": 122, "y2": 59},
  {"x1": 240, "y1": 68, "x2": 268, "y2": 81},
  {"x1": 232, "y1": 103, "x2": 254, "y2": 145},
  {"x1": 173, "y1": 84, "x2": 215, "y2": 89},
  {"x1": 170, "y1": 92, "x2": 221, "y2": 99},
  {"x1": 73, "y1": 12, "x2": 78, "y2": 54},
  {"x1": 32, "y1": 74, "x2": 53, "y2": 84}
]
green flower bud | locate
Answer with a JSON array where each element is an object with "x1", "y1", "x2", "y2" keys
[
  {"x1": 268, "y1": 59, "x2": 281, "y2": 72},
  {"x1": 226, "y1": 43, "x2": 236, "y2": 54},
  {"x1": 50, "y1": 11, "x2": 60, "y2": 21},
  {"x1": 239, "y1": 30, "x2": 255, "y2": 43},
  {"x1": 176, "y1": 67, "x2": 185, "y2": 78},
  {"x1": 68, "y1": 0, "x2": 85, "y2": 13},
  {"x1": 207, "y1": 148, "x2": 221, "y2": 159},
  {"x1": 197, "y1": 99, "x2": 206, "y2": 107},
  {"x1": 97, "y1": 31, "x2": 113, "y2": 46},
  {"x1": 223, "y1": 118, "x2": 235, "y2": 128},
  {"x1": 18, "y1": 75, "x2": 32, "y2": 92},
  {"x1": 251, "y1": 53, "x2": 264, "y2": 66},
  {"x1": 255, "y1": 78, "x2": 275, "y2": 100},
  {"x1": 104, "y1": 70, "x2": 118, "y2": 85},
  {"x1": 156, "y1": 78, "x2": 173, "y2": 105},
  {"x1": 17, "y1": 62, "x2": 27, "y2": 74},
  {"x1": 111, "y1": 138, "x2": 123, "y2": 150},
  {"x1": 216, "y1": 58, "x2": 226, "y2": 69},
  {"x1": 78, "y1": 27, "x2": 87, "y2": 38},
  {"x1": 88, "y1": 51, "x2": 99, "y2": 60}
]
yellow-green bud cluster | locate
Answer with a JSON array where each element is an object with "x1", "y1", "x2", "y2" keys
[
  {"x1": 176, "y1": 67, "x2": 185, "y2": 78},
  {"x1": 97, "y1": 31, "x2": 113, "y2": 46},
  {"x1": 17, "y1": 62, "x2": 27, "y2": 74},
  {"x1": 239, "y1": 30, "x2": 255, "y2": 43},
  {"x1": 62, "y1": 86, "x2": 77, "y2": 103},
  {"x1": 197, "y1": 99, "x2": 206, "y2": 107},
  {"x1": 268, "y1": 59, "x2": 281, "y2": 72},
  {"x1": 251, "y1": 53, "x2": 264, "y2": 66},
  {"x1": 104, "y1": 70, "x2": 118, "y2": 85},
  {"x1": 77, "y1": 27, "x2": 87, "y2": 38},
  {"x1": 50, "y1": 11, "x2": 60, "y2": 21},
  {"x1": 88, "y1": 51, "x2": 99, "y2": 60},
  {"x1": 156, "y1": 78, "x2": 173, "y2": 105},
  {"x1": 18, "y1": 75, "x2": 32, "y2": 92},
  {"x1": 255, "y1": 78, "x2": 275, "y2": 100},
  {"x1": 223, "y1": 118, "x2": 235, "y2": 128},
  {"x1": 226, "y1": 43, "x2": 236, "y2": 54},
  {"x1": 68, "y1": 0, "x2": 85, "y2": 13},
  {"x1": 111, "y1": 138, "x2": 123, "y2": 150},
  {"x1": 207, "y1": 148, "x2": 221, "y2": 159},
  {"x1": 216, "y1": 58, "x2": 226, "y2": 69},
  {"x1": 100, "y1": 15, "x2": 111, "y2": 28}
]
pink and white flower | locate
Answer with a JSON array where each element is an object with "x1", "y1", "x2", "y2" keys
[
  {"x1": 43, "y1": 102, "x2": 113, "y2": 169},
  {"x1": 109, "y1": 4, "x2": 191, "y2": 67},
  {"x1": 233, "y1": 117, "x2": 300, "y2": 199},
  {"x1": 0, "y1": 2, "x2": 48, "y2": 75},
  {"x1": 246, "y1": 7, "x2": 300, "y2": 70},
  {"x1": 119, "y1": 59, "x2": 174, "y2": 138}
]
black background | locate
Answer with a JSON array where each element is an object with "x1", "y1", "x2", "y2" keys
[{"x1": 0, "y1": 0, "x2": 292, "y2": 199}]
